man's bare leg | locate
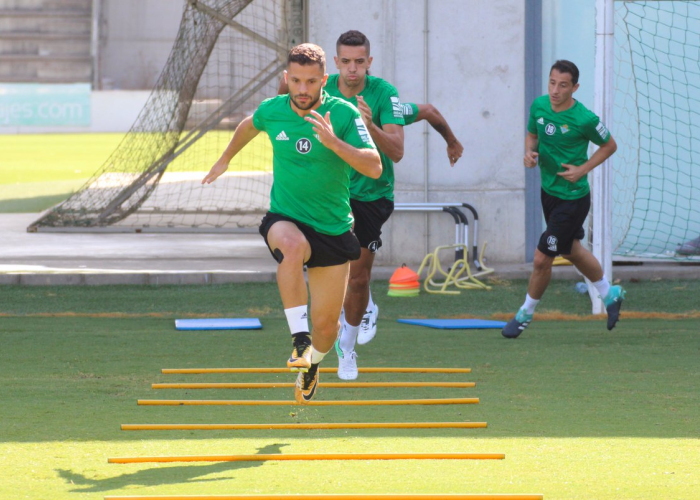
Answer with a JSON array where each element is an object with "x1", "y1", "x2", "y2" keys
[
  {"x1": 294, "y1": 262, "x2": 350, "y2": 403},
  {"x1": 563, "y1": 240, "x2": 625, "y2": 331},
  {"x1": 502, "y1": 248, "x2": 553, "y2": 338},
  {"x1": 341, "y1": 248, "x2": 374, "y2": 349},
  {"x1": 266, "y1": 222, "x2": 313, "y2": 371},
  {"x1": 308, "y1": 262, "x2": 350, "y2": 352}
]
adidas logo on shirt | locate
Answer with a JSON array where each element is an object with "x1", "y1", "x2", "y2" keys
[
  {"x1": 537, "y1": 117, "x2": 544, "y2": 125},
  {"x1": 276, "y1": 131, "x2": 290, "y2": 141}
]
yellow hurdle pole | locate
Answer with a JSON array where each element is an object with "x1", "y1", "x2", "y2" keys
[
  {"x1": 151, "y1": 382, "x2": 476, "y2": 389},
  {"x1": 104, "y1": 494, "x2": 543, "y2": 500},
  {"x1": 137, "y1": 397, "x2": 480, "y2": 406},
  {"x1": 121, "y1": 422, "x2": 487, "y2": 431},
  {"x1": 108, "y1": 452, "x2": 505, "y2": 464},
  {"x1": 161, "y1": 367, "x2": 472, "y2": 374}
]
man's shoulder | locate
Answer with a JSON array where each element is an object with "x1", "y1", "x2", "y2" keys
[
  {"x1": 531, "y1": 94, "x2": 551, "y2": 110},
  {"x1": 257, "y1": 94, "x2": 288, "y2": 113},
  {"x1": 367, "y1": 75, "x2": 399, "y2": 95},
  {"x1": 571, "y1": 100, "x2": 600, "y2": 124}
]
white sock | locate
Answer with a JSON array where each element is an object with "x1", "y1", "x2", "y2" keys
[
  {"x1": 366, "y1": 290, "x2": 375, "y2": 312},
  {"x1": 310, "y1": 346, "x2": 329, "y2": 364},
  {"x1": 522, "y1": 294, "x2": 540, "y2": 315},
  {"x1": 284, "y1": 305, "x2": 309, "y2": 335},
  {"x1": 591, "y1": 278, "x2": 611, "y2": 299},
  {"x1": 339, "y1": 324, "x2": 359, "y2": 353}
]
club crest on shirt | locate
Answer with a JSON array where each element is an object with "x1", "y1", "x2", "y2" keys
[
  {"x1": 560, "y1": 124, "x2": 570, "y2": 134},
  {"x1": 545, "y1": 123, "x2": 556, "y2": 135},
  {"x1": 296, "y1": 138, "x2": 312, "y2": 154}
]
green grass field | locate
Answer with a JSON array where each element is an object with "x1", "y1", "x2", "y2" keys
[
  {"x1": 1, "y1": 280, "x2": 698, "y2": 500},
  {"x1": 0, "y1": 132, "x2": 271, "y2": 213}
]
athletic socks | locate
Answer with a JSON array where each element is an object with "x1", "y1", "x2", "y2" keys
[
  {"x1": 285, "y1": 305, "x2": 309, "y2": 335},
  {"x1": 339, "y1": 323, "x2": 359, "y2": 353},
  {"x1": 366, "y1": 290, "x2": 375, "y2": 313},
  {"x1": 522, "y1": 294, "x2": 540, "y2": 315},
  {"x1": 591, "y1": 278, "x2": 611, "y2": 300},
  {"x1": 310, "y1": 346, "x2": 329, "y2": 364}
]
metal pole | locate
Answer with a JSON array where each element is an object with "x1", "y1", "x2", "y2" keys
[{"x1": 591, "y1": 0, "x2": 614, "y2": 314}]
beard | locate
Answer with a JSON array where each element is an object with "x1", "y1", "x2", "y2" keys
[{"x1": 290, "y1": 92, "x2": 321, "y2": 111}]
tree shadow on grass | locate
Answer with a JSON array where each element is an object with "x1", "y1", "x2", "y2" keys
[{"x1": 56, "y1": 443, "x2": 289, "y2": 493}]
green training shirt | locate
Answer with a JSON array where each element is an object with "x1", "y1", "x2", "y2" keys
[
  {"x1": 325, "y1": 74, "x2": 405, "y2": 202},
  {"x1": 252, "y1": 91, "x2": 376, "y2": 235},
  {"x1": 401, "y1": 102, "x2": 420, "y2": 126},
  {"x1": 527, "y1": 94, "x2": 611, "y2": 200}
]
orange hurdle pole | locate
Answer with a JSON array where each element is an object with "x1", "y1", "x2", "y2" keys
[
  {"x1": 108, "y1": 452, "x2": 504, "y2": 463},
  {"x1": 161, "y1": 367, "x2": 472, "y2": 374},
  {"x1": 104, "y1": 494, "x2": 543, "y2": 500},
  {"x1": 121, "y1": 422, "x2": 487, "y2": 431},
  {"x1": 137, "y1": 397, "x2": 479, "y2": 406},
  {"x1": 151, "y1": 382, "x2": 476, "y2": 389}
]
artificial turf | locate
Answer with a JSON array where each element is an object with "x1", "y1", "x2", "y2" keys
[{"x1": 0, "y1": 282, "x2": 698, "y2": 499}]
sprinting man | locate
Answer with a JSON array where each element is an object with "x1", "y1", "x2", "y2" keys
[
  {"x1": 502, "y1": 59, "x2": 625, "y2": 338},
  {"x1": 322, "y1": 30, "x2": 405, "y2": 380},
  {"x1": 202, "y1": 43, "x2": 381, "y2": 402},
  {"x1": 351, "y1": 101, "x2": 464, "y2": 346}
]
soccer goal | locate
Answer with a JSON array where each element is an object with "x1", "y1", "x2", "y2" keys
[
  {"x1": 597, "y1": 0, "x2": 700, "y2": 263},
  {"x1": 28, "y1": 0, "x2": 305, "y2": 233}
]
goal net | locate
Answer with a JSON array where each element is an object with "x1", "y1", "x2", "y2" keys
[
  {"x1": 29, "y1": 0, "x2": 302, "y2": 232},
  {"x1": 613, "y1": 0, "x2": 700, "y2": 259}
]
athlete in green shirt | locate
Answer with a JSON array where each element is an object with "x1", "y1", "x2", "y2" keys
[
  {"x1": 321, "y1": 31, "x2": 405, "y2": 381},
  {"x1": 203, "y1": 43, "x2": 381, "y2": 402},
  {"x1": 502, "y1": 59, "x2": 625, "y2": 338}
]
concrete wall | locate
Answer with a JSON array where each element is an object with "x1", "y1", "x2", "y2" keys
[
  {"x1": 97, "y1": 0, "x2": 183, "y2": 90},
  {"x1": 309, "y1": 0, "x2": 526, "y2": 264}
]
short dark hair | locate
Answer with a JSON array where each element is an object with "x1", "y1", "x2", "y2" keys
[
  {"x1": 550, "y1": 60, "x2": 579, "y2": 85},
  {"x1": 336, "y1": 30, "x2": 370, "y2": 55},
  {"x1": 287, "y1": 43, "x2": 326, "y2": 72}
]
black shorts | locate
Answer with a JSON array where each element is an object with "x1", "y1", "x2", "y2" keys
[
  {"x1": 258, "y1": 212, "x2": 361, "y2": 268},
  {"x1": 350, "y1": 197, "x2": 394, "y2": 253},
  {"x1": 537, "y1": 189, "x2": 590, "y2": 257}
]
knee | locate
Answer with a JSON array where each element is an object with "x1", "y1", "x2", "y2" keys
[
  {"x1": 312, "y1": 315, "x2": 340, "y2": 339},
  {"x1": 532, "y1": 251, "x2": 554, "y2": 273},
  {"x1": 275, "y1": 233, "x2": 308, "y2": 263},
  {"x1": 348, "y1": 271, "x2": 371, "y2": 291}
]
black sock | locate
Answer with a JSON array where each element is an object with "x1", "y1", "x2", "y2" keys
[{"x1": 292, "y1": 331, "x2": 311, "y2": 347}]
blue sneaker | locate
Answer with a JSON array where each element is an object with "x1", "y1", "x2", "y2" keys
[
  {"x1": 501, "y1": 307, "x2": 533, "y2": 339},
  {"x1": 603, "y1": 285, "x2": 626, "y2": 330}
]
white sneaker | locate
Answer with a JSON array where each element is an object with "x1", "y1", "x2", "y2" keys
[
  {"x1": 357, "y1": 303, "x2": 378, "y2": 345},
  {"x1": 334, "y1": 339, "x2": 358, "y2": 380}
]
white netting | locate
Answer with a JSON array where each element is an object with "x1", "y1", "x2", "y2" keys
[
  {"x1": 30, "y1": 0, "x2": 298, "y2": 231},
  {"x1": 613, "y1": 0, "x2": 700, "y2": 258}
]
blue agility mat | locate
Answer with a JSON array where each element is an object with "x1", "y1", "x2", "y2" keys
[
  {"x1": 175, "y1": 318, "x2": 262, "y2": 331},
  {"x1": 397, "y1": 318, "x2": 506, "y2": 329}
]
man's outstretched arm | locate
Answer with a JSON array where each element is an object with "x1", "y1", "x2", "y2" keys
[
  {"x1": 202, "y1": 116, "x2": 260, "y2": 184},
  {"x1": 414, "y1": 104, "x2": 463, "y2": 167}
]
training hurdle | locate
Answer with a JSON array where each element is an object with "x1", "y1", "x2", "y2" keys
[
  {"x1": 137, "y1": 397, "x2": 479, "y2": 406},
  {"x1": 104, "y1": 494, "x2": 543, "y2": 500},
  {"x1": 108, "y1": 452, "x2": 505, "y2": 463},
  {"x1": 151, "y1": 382, "x2": 476, "y2": 389},
  {"x1": 161, "y1": 367, "x2": 472, "y2": 374},
  {"x1": 121, "y1": 422, "x2": 487, "y2": 431}
]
